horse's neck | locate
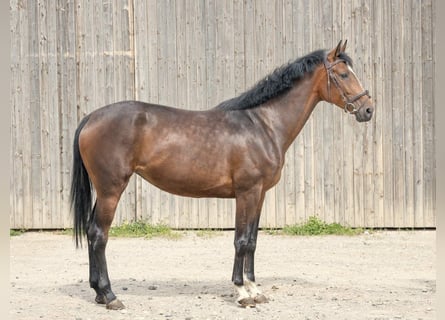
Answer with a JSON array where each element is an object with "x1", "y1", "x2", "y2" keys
[{"x1": 249, "y1": 74, "x2": 321, "y2": 153}]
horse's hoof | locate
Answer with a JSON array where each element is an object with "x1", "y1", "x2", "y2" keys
[
  {"x1": 254, "y1": 294, "x2": 269, "y2": 304},
  {"x1": 95, "y1": 295, "x2": 107, "y2": 305},
  {"x1": 237, "y1": 297, "x2": 256, "y2": 308},
  {"x1": 106, "y1": 299, "x2": 125, "y2": 310}
]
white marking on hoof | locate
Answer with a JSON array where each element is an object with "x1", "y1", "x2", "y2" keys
[
  {"x1": 244, "y1": 279, "x2": 269, "y2": 303},
  {"x1": 235, "y1": 284, "x2": 250, "y2": 302}
]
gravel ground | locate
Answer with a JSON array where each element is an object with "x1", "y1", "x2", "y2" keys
[{"x1": 10, "y1": 230, "x2": 435, "y2": 320}]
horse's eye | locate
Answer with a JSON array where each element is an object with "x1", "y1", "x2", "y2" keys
[{"x1": 340, "y1": 73, "x2": 349, "y2": 79}]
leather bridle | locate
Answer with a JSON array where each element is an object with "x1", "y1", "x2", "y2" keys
[{"x1": 324, "y1": 59, "x2": 370, "y2": 114}]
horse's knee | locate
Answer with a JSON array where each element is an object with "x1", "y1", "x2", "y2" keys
[
  {"x1": 234, "y1": 235, "x2": 257, "y2": 255},
  {"x1": 234, "y1": 237, "x2": 249, "y2": 255}
]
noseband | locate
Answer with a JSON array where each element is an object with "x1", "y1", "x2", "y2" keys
[{"x1": 324, "y1": 59, "x2": 370, "y2": 114}]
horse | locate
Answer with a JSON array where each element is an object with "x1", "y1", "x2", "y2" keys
[{"x1": 70, "y1": 40, "x2": 373, "y2": 309}]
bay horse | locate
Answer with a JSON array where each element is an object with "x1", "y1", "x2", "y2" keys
[{"x1": 70, "y1": 40, "x2": 373, "y2": 309}]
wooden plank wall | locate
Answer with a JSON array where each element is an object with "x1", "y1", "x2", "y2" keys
[{"x1": 10, "y1": 0, "x2": 436, "y2": 229}]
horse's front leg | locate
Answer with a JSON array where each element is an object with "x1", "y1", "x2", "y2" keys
[{"x1": 232, "y1": 187, "x2": 267, "y2": 307}]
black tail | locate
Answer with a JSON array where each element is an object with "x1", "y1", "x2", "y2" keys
[{"x1": 70, "y1": 115, "x2": 92, "y2": 248}]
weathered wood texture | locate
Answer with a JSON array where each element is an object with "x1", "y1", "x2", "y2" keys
[{"x1": 10, "y1": 0, "x2": 436, "y2": 229}]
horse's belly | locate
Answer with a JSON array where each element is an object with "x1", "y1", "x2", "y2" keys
[{"x1": 135, "y1": 164, "x2": 235, "y2": 198}]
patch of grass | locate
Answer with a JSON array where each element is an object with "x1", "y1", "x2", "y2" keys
[
  {"x1": 108, "y1": 221, "x2": 180, "y2": 239},
  {"x1": 282, "y1": 216, "x2": 363, "y2": 236},
  {"x1": 10, "y1": 229, "x2": 26, "y2": 236}
]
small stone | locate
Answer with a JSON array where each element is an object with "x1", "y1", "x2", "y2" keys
[{"x1": 148, "y1": 285, "x2": 158, "y2": 290}]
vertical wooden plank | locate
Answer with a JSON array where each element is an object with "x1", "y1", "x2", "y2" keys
[
  {"x1": 402, "y1": 0, "x2": 414, "y2": 227},
  {"x1": 381, "y1": 0, "x2": 394, "y2": 227},
  {"x1": 10, "y1": 0, "x2": 25, "y2": 228},
  {"x1": 243, "y1": 0, "x2": 255, "y2": 102},
  {"x1": 411, "y1": 0, "x2": 424, "y2": 227},
  {"x1": 371, "y1": 0, "x2": 385, "y2": 227},
  {"x1": 37, "y1": 0, "x2": 51, "y2": 228},
  {"x1": 27, "y1": 1, "x2": 43, "y2": 229},
  {"x1": 93, "y1": 1, "x2": 105, "y2": 107},
  {"x1": 102, "y1": 0, "x2": 114, "y2": 106},
  {"x1": 58, "y1": 0, "x2": 78, "y2": 228},
  {"x1": 10, "y1": 0, "x2": 17, "y2": 227},
  {"x1": 421, "y1": 0, "x2": 435, "y2": 227},
  {"x1": 47, "y1": 0, "x2": 61, "y2": 227},
  {"x1": 390, "y1": 0, "x2": 405, "y2": 227},
  {"x1": 233, "y1": 0, "x2": 245, "y2": 96}
]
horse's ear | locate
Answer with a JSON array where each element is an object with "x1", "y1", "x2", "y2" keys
[
  {"x1": 341, "y1": 39, "x2": 348, "y2": 53},
  {"x1": 327, "y1": 40, "x2": 343, "y2": 61}
]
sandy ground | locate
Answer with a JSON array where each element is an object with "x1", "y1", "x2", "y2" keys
[{"x1": 10, "y1": 230, "x2": 435, "y2": 320}]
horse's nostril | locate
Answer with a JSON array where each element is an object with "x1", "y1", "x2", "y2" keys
[{"x1": 366, "y1": 108, "x2": 373, "y2": 114}]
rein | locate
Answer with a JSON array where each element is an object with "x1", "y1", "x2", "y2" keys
[{"x1": 324, "y1": 59, "x2": 370, "y2": 114}]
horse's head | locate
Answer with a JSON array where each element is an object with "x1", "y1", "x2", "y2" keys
[{"x1": 320, "y1": 40, "x2": 374, "y2": 122}]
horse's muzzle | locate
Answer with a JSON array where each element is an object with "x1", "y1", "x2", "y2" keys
[{"x1": 355, "y1": 104, "x2": 374, "y2": 122}]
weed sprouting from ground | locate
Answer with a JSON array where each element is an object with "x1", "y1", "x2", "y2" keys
[
  {"x1": 10, "y1": 229, "x2": 25, "y2": 237},
  {"x1": 282, "y1": 216, "x2": 363, "y2": 236},
  {"x1": 108, "y1": 221, "x2": 181, "y2": 239}
]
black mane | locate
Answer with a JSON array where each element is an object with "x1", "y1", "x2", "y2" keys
[{"x1": 215, "y1": 49, "x2": 352, "y2": 111}]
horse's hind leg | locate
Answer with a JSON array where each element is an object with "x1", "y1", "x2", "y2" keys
[{"x1": 87, "y1": 192, "x2": 126, "y2": 310}]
